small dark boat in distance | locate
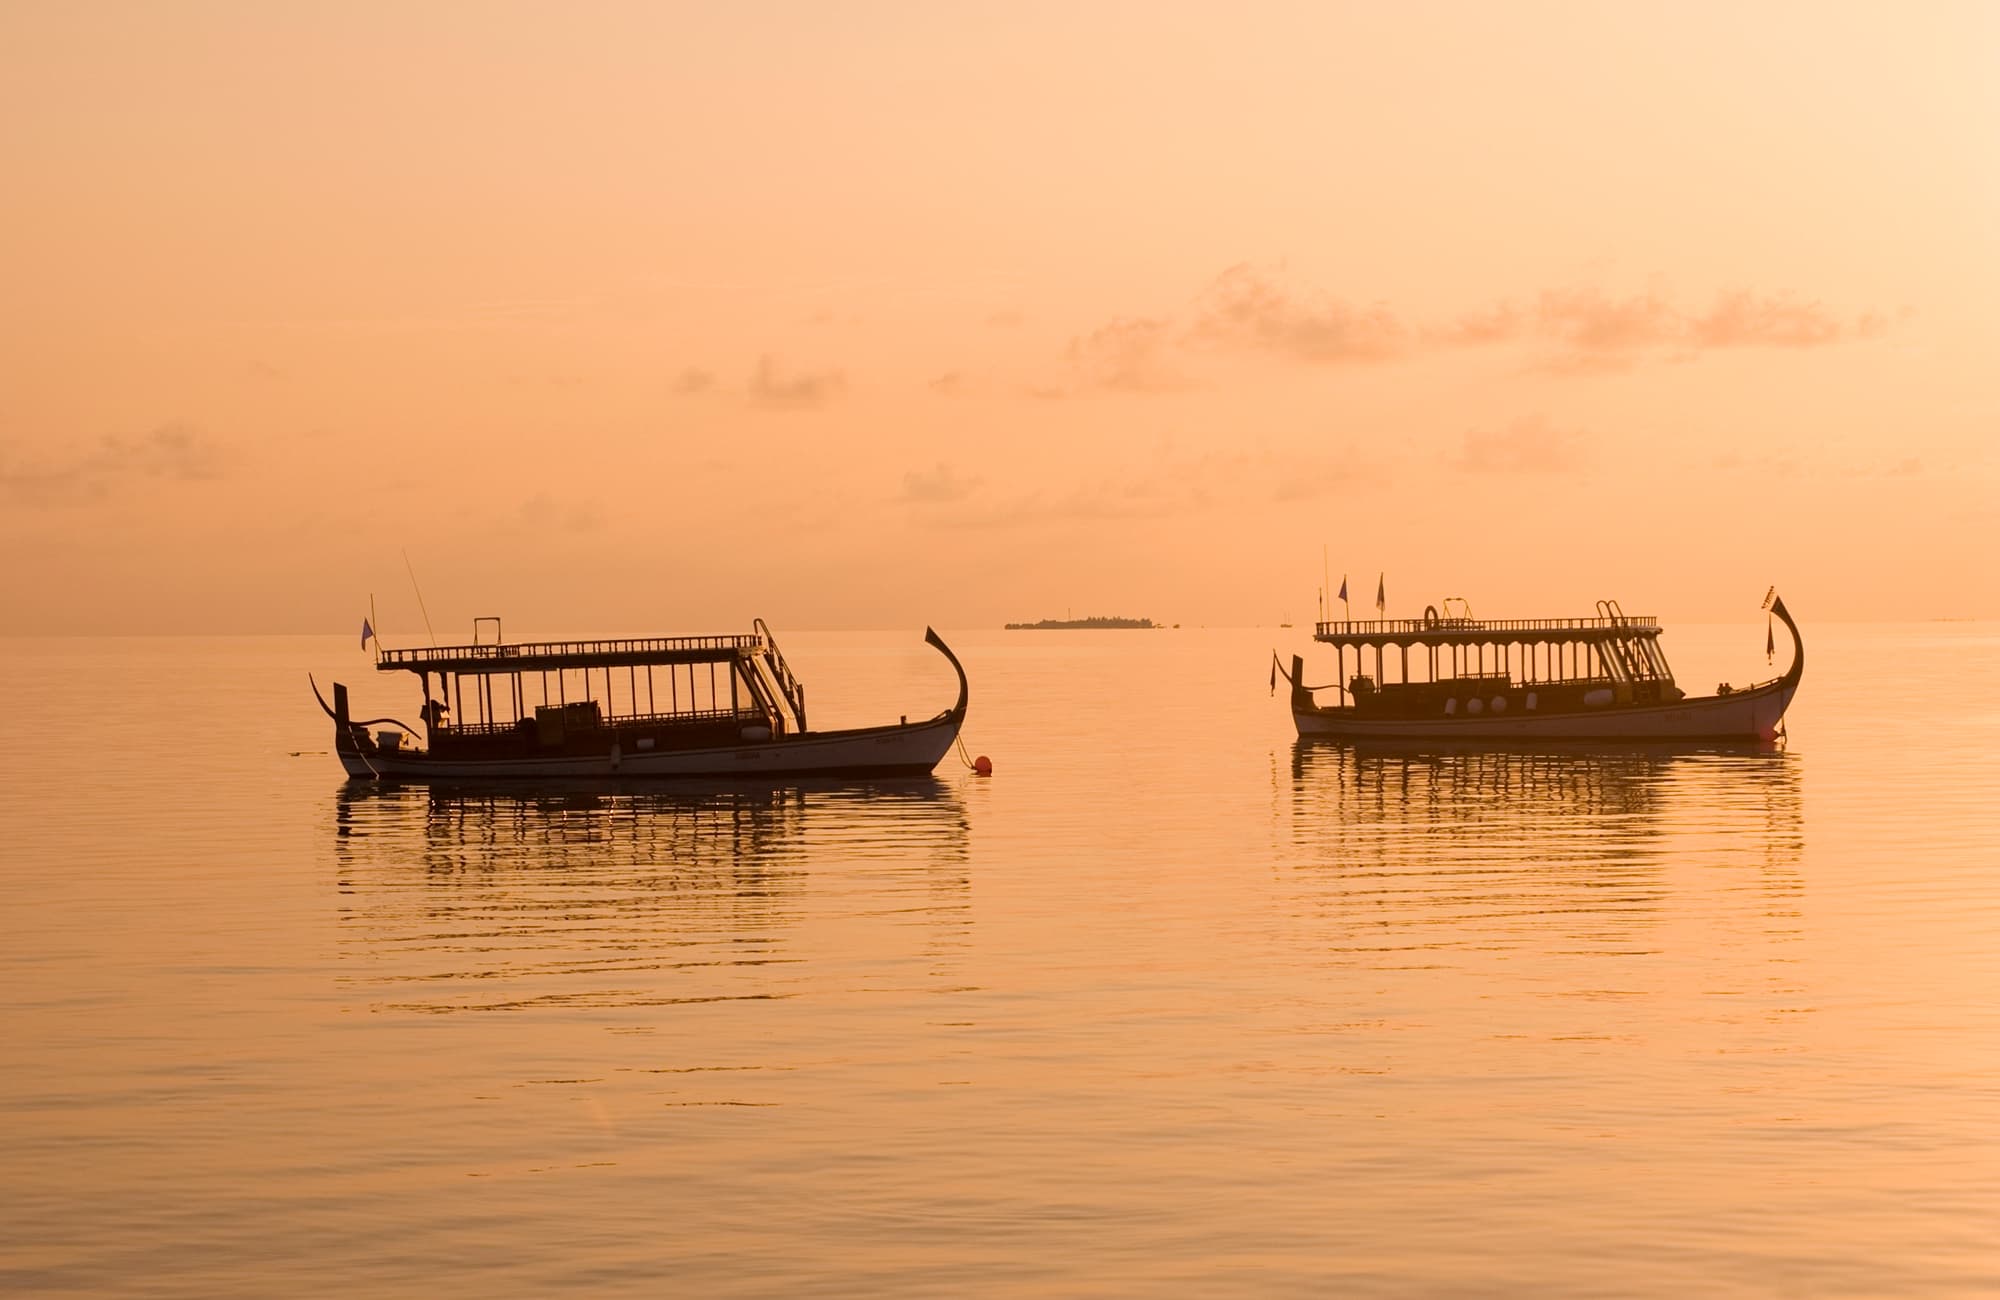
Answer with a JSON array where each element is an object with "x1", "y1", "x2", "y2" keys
[
  {"x1": 1005, "y1": 615, "x2": 1157, "y2": 629},
  {"x1": 1275, "y1": 591, "x2": 1802, "y2": 741},
  {"x1": 313, "y1": 619, "x2": 969, "y2": 781}
]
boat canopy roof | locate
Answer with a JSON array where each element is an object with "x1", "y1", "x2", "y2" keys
[
  {"x1": 378, "y1": 633, "x2": 762, "y2": 675},
  {"x1": 1314, "y1": 612, "x2": 1662, "y2": 650}
]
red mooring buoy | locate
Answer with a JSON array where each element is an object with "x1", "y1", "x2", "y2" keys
[{"x1": 972, "y1": 755, "x2": 993, "y2": 776}]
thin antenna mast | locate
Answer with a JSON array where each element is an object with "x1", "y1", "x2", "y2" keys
[
  {"x1": 403, "y1": 549, "x2": 438, "y2": 647},
  {"x1": 1322, "y1": 544, "x2": 1330, "y2": 622}
]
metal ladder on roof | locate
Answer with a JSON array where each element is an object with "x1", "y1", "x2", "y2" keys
[
  {"x1": 1594, "y1": 599, "x2": 1671, "y2": 684},
  {"x1": 752, "y1": 618, "x2": 809, "y2": 732}
]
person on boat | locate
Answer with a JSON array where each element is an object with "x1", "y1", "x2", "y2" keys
[{"x1": 420, "y1": 697, "x2": 448, "y2": 732}]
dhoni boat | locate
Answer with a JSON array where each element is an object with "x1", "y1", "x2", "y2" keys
[
  {"x1": 1275, "y1": 591, "x2": 1801, "y2": 742},
  {"x1": 312, "y1": 619, "x2": 969, "y2": 781}
]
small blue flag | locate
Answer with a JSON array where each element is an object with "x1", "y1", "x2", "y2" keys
[
  {"x1": 361, "y1": 619, "x2": 375, "y2": 650},
  {"x1": 1336, "y1": 576, "x2": 1348, "y2": 603},
  {"x1": 1375, "y1": 573, "x2": 1386, "y2": 614}
]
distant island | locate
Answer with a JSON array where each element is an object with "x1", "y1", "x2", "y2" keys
[{"x1": 1004, "y1": 616, "x2": 1158, "y2": 630}]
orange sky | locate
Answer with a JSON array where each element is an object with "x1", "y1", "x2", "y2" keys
[{"x1": 3, "y1": 2, "x2": 1994, "y2": 635}]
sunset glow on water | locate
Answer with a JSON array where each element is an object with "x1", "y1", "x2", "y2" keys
[
  {"x1": 3, "y1": 625, "x2": 1996, "y2": 1295},
  {"x1": 4, "y1": 3, "x2": 1996, "y2": 1292}
]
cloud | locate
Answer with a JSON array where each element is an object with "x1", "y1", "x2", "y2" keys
[
  {"x1": 748, "y1": 355, "x2": 846, "y2": 408},
  {"x1": 1451, "y1": 416, "x2": 1589, "y2": 473},
  {"x1": 1053, "y1": 266, "x2": 1894, "y2": 392},
  {"x1": 900, "y1": 461, "x2": 981, "y2": 504},
  {"x1": 926, "y1": 444, "x2": 1335, "y2": 527},
  {"x1": 1687, "y1": 290, "x2": 1848, "y2": 348},
  {"x1": 927, "y1": 372, "x2": 966, "y2": 395},
  {"x1": 1534, "y1": 288, "x2": 1682, "y2": 354},
  {"x1": 1527, "y1": 287, "x2": 1874, "y2": 367},
  {"x1": 951, "y1": 478, "x2": 1192, "y2": 528},
  {"x1": 1190, "y1": 264, "x2": 1407, "y2": 364},
  {"x1": 1063, "y1": 316, "x2": 1183, "y2": 392},
  {"x1": 1710, "y1": 448, "x2": 1801, "y2": 478},
  {"x1": 1429, "y1": 303, "x2": 1526, "y2": 347},
  {"x1": 671, "y1": 367, "x2": 715, "y2": 395},
  {"x1": 1269, "y1": 447, "x2": 1380, "y2": 501},
  {"x1": 0, "y1": 424, "x2": 231, "y2": 507},
  {"x1": 510, "y1": 492, "x2": 603, "y2": 534}
]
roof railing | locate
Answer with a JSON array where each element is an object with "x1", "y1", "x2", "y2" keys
[
  {"x1": 379, "y1": 633, "x2": 760, "y2": 668},
  {"x1": 1314, "y1": 614, "x2": 1660, "y2": 639}
]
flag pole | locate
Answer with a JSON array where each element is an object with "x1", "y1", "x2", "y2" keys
[{"x1": 369, "y1": 594, "x2": 382, "y2": 663}]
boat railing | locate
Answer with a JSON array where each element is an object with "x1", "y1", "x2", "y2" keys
[
  {"x1": 752, "y1": 618, "x2": 808, "y2": 730},
  {"x1": 380, "y1": 633, "x2": 760, "y2": 669},
  {"x1": 435, "y1": 705, "x2": 761, "y2": 739},
  {"x1": 1314, "y1": 614, "x2": 1660, "y2": 639}
]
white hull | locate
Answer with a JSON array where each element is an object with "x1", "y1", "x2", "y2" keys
[
  {"x1": 338, "y1": 715, "x2": 962, "y2": 781},
  {"x1": 1294, "y1": 679, "x2": 1795, "y2": 742}
]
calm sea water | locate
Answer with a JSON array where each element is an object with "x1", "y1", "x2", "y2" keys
[{"x1": 2, "y1": 623, "x2": 1996, "y2": 1297}]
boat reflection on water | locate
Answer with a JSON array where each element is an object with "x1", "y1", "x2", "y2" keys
[
  {"x1": 329, "y1": 778, "x2": 971, "y2": 1016},
  {"x1": 1281, "y1": 739, "x2": 1805, "y2": 959}
]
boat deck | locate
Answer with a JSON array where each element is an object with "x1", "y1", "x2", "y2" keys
[
  {"x1": 378, "y1": 634, "x2": 760, "y2": 674},
  {"x1": 1315, "y1": 614, "x2": 1661, "y2": 648}
]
